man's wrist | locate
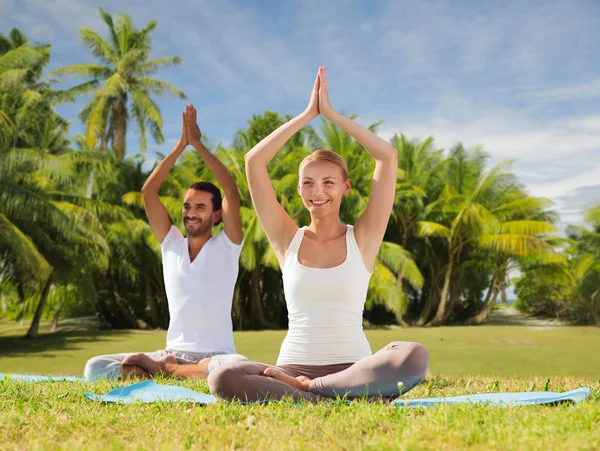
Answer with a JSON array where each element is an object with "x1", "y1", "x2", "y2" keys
[
  {"x1": 190, "y1": 139, "x2": 204, "y2": 149},
  {"x1": 174, "y1": 142, "x2": 187, "y2": 152}
]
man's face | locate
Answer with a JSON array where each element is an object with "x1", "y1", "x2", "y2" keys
[{"x1": 182, "y1": 189, "x2": 220, "y2": 237}]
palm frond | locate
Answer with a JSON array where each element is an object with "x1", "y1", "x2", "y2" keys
[
  {"x1": 493, "y1": 220, "x2": 557, "y2": 236},
  {"x1": 377, "y1": 241, "x2": 423, "y2": 289},
  {"x1": 0, "y1": 212, "x2": 49, "y2": 283},
  {"x1": 139, "y1": 57, "x2": 183, "y2": 76},
  {"x1": 49, "y1": 63, "x2": 112, "y2": 79},
  {"x1": 79, "y1": 28, "x2": 117, "y2": 66},
  {"x1": 479, "y1": 234, "x2": 551, "y2": 257},
  {"x1": 417, "y1": 221, "x2": 450, "y2": 238}
]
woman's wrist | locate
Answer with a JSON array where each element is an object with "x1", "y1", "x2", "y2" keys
[{"x1": 299, "y1": 108, "x2": 318, "y2": 122}]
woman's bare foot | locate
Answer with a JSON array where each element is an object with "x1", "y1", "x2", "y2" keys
[{"x1": 263, "y1": 367, "x2": 311, "y2": 391}]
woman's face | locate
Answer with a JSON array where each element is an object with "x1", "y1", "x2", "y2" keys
[{"x1": 298, "y1": 160, "x2": 350, "y2": 217}]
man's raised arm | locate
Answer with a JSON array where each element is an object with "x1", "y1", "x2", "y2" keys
[
  {"x1": 185, "y1": 105, "x2": 243, "y2": 245},
  {"x1": 141, "y1": 113, "x2": 188, "y2": 243}
]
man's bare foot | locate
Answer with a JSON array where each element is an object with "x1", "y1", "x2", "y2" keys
[
  {"x1": 263, "y1": 367, "x2": 311, "y2": 391},
  {"x1": 122, "y1": 353, "x2": 159, "y2": 373},
  {"x1": 122, "y1": 353, "x2": 177, "y2": 375},
  {"x1": 156, "y1": 354, "x2": 178, "y2": 375}
]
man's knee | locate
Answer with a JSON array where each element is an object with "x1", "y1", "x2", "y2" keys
[{"x1": 84, "y1": 355, "x2": 121, "y2": 381}]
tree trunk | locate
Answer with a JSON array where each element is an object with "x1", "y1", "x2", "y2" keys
[
  {"x1": 590, "y1": 289, "x2": 600, "y2": 327},
  {"x1": 110, "y1": 276, "x2": 139, "y2": 329},
  {"x1": 113, "y1": 97, "x2": 128, "y2": 160},
  {"x1": 85, "y1": 169, "x2": 96, "y2": 199},
  {"x1": 250, "y1": 268, "x2": 277, "y2": 329},
  {"x1": 17, "y1": 283, "x2": 26, "y2": 326},
  {"x1": 444, "y1": 279, "x2": 462, "y2": 323},
  {"x1": 393, "y1": 275, "x2": 410, "y2": 327},
  {"x1": 145, "y1": 278, "x2": 161, "y2": 328},
  {"x1": 50, "y1": 302, "x2": 62, "y2": 332},
  {"x1": 394, "y1": 312, "x2": 410, "y2": 327},
  {"x1": 26, "y1": 270, "x2": 54, "y2": 339},
  {"x1": 231, "y1": 278, "x2": 243, "y2": 331},
  {"x1": 427, "y1": 254, "x2": 454, "y2": 326},
  {"x1": 467, "y1": 277, "x2": 500, "y2": 325},
  {"x1": 501, "y1": 283, "x2": 508, "y2": 304},
  {"x1": 415, "y1": 287, "x2": 437, "y2": 326}
]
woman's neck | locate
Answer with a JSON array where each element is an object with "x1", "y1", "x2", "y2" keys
[{"x1": 306, "y1": 214, "x2": 347, "y2": 242}]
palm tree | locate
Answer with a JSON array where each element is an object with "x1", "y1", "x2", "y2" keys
[
  {"x1": 386, "y1": 134, "x2": 445, "y2": 324},
  {"x1": 51, "y1": 8, "x2": 186, "y2": 160},
  {"x1": 231, "y1": 113, "x2": 294, "y2": 328},
  {"x1": 0, "y1": 29, "x2": 56, "y2": 150},
  {"x1": 418, "y1": 146, "x2": 557, "y2": 326},
  {"x1": 466, "y1": 191, "x2": 558, "y2": 324},
  {"x1": 566, "y1": 204, "x2": 600, "y2": 325}
]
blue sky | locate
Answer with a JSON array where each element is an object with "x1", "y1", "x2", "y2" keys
[{"x1": 2, "y1": 0, "x2": 599, "y2": 230}]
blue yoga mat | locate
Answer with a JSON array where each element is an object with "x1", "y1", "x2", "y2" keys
[
  {"x1": 85, "y1": 381, "x2": 592, "y2": 406},
  {"x1": 393, "y1": 387, "x2": 592, "y2": 407},
  {"x1": 0, "y1": 373, "x2": 85, "y2": 382},
  {"x1": 85, "y1": 380, "x2": 217, "y2": 404}
]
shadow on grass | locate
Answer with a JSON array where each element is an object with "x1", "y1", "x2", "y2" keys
[{"x1": 0, "y1": 330, "x2": 140, "y2": 357}]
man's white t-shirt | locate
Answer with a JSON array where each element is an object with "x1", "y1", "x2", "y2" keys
[{"x1": 160, "y1": 225, "x2": 242, "y2": 354}]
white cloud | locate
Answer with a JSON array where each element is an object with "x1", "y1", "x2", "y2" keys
[
  {"x1": 377, "y1": 112, "x2": 600, "y2": 164},
  {"x1": 3, "y1": 0, "x2": 598, "y2": 229},
  {"x1": 372, "y1": 105, "x2": 600, "y2": 228},
  {"x1": 12, "y1": 0, "x2": 102, "y2": 44},
  {"x1": 524, "y1": 79, "x2": 600, "y2": 101}
]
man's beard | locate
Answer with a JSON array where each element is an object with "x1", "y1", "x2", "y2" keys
[{"x1": 184, "y1": 218, "x2": 212, "y2": 237}]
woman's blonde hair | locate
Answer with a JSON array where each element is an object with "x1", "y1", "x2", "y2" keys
[{"x1": 299, "y1": 150, "x2": 349, "y2": 180}]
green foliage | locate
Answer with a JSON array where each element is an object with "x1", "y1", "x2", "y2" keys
[
  {"x1": 51, "y1": 7, "x2": 186, "y2": 159},
  {"x1": 1, "y1": 20, "x2": 596, "y2": 332},
  {"x1": 514, "y1": 203, "x2": 600, "y2": 325},
  {"x1": 514, "y1": 274, "x2": 573, "y2": 318}
]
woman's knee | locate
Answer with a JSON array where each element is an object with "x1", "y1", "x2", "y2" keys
[
  {"x1": 207, "y1": 353, "x2": 248, "y2": 374},
  {"x1": 384, "y1": 342, "x2": 430, "y2": 375},
  {"x1": 207, "y1": 363, "x2": 243, "y2": 398},
  {"x1": 407, "y1": 343, "x2": 430, "y2": 378}
]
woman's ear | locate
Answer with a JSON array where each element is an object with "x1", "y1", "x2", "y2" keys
[{"x1": 344, "y1": 178, "x2": 351, "y2": 196}]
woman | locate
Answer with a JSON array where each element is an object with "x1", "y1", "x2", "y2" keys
[{"x1": 208, "y1": 67, "x2": 429, "y2": 402}]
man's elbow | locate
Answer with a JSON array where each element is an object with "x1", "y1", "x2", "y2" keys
[
  {"x1": 141, "y1": 184, "x2": 157, "y2": 197},
  {"x1": 224, "y1": 187, "x2": 241, "y2": 204}
]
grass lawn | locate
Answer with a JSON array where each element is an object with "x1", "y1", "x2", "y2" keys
[{"x1": 1, "y1": 321, "x2": 599, "y2": 449}]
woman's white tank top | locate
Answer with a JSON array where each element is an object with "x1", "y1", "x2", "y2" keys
[{"x1": 276, "y1": 225, "x2": 373, "y2": 365}]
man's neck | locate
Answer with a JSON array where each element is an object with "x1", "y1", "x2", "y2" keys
[{"x1": 187, "y1": 232, "x2": 212, "y2": 262}]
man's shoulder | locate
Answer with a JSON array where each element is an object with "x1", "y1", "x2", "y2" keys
[
  {"x1": 161, "y1": 225, "x2": 185, "y2": 251},
  {"x1": 211, "y1": 229, "x2": 243, "y2": 253}
]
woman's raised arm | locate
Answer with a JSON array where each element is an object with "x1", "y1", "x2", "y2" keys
[
  {"x1": 245, "y1": 71, "x2": 321, "y2": 266},
  {"x1": 318, "y1": 66, "x2": 398, "y2": 271}
]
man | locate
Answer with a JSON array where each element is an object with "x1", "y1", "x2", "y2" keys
[{"x1": 84, "y1": 105, "x2": 247, "y2": 380}]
